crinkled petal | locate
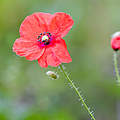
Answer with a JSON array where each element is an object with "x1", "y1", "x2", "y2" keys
[
  {"x1": 13, "y1": 38, "x2": 45, "y2": 60},
  {"x1": 52, "y1": 38, "x2": 72, "y2": 63},
  {"x1": 38, "y1": 49, "x2": 48, "y2": 68},
  {"x1": 38, "y1": 47, "x2": 61, "y2": 67},
  {"x1": 49, "y1": 12, "x2": 74, "y2": 38},
  {"x1": 46, "y1": 47, "x2": 61, "y2": 67},
  {"x1": 20, "y1": 12, "x2": 52, "y2": 40}
]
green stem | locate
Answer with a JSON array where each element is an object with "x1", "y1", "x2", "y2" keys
[
  {"x1": 59, "y1": 64, "x2": 96, "y2": 120},
  {"x1": 114, "y1": 52, "x2": 120, "y2": 85}
]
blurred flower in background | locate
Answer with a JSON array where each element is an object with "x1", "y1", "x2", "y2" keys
[{"x1": 111, "y1": 32, "x2": 120, "y2": 51}]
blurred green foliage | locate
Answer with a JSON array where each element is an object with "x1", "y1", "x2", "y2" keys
[{"x1": 0, "y1": 0, "x2": 120, "y2": 120}]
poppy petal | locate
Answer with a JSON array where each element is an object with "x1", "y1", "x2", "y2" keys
[
  {"x1": 52, "y1": 38, "x2": 72, "y2": 63},
  {"x1": 38, "y1": 47, "x2": 61, "y2": 67},
  {"x1": 20, "y1": 12, "x2": 52, "y2": 40},
  {"x1": 49, "y1": 12, "x2": 74, "y2": 38},
  {"x1": 38, "y1": 49, "x2": 48, "y2": 68},
  {"x1": 46, "y1": 47, "x2": 61, "y2": 67},
  {"x1": 13, "y1": 38, "x2": 45, "y2": 60}
]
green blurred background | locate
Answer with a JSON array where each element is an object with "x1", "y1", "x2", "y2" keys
[{"x1": 0, "y1": 0, "x2": 120, "y2": 120}]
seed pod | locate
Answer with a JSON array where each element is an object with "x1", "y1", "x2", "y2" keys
[{"x1": 46, "y1": 71, "x2": 59, "y2": 79}]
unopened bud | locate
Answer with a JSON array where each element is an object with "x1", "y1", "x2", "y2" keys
[
  {"x1": 111, "y1": 32, "x2": 120, "y2": 51},
  {"x1": 46, "y1": 71, "x2": 59, "y2": 79},
  {"x1": 112, "y1": 32, "x2": 120, "y2": 39}
]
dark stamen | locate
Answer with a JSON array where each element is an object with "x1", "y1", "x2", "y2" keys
[
  {"x1": 37, "y1": 36, "x2": 41, "y2": 39},
  {"x1": 37, "y1": 32, "x2": 52, "y2": 46},
  {"x1": 44, "y1": 42, "x2": 50, "y2": 45},
  {"x1": 42, "y1": 39, "x2": 46, "y2": 42}
]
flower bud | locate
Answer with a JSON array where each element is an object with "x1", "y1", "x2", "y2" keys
[
  {"x1": 111, "y1": 32, "x2": 120, "y2": 51},
  {"x1": 46, "y1": 71, "x2": 59, "y2": 79}
]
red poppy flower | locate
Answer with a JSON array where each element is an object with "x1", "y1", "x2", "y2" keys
[
  {"x1": 111, "y1": 32, "x2": 120, "y2": 51},
  {"x1": 13, "y1": 12, "x2": 74, "y2": 67}
]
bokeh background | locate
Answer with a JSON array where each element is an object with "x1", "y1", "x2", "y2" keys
[{"x1": 0, "y1": 0, "x2": 120, "y2": 120}]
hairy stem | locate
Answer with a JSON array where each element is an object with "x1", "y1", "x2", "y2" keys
[
  {"x1": 59, "y1": 64, "x2": 95, "y2": 120},
  {"x1": 114, "y1": 52, "x2": 120, "y2": 85}
]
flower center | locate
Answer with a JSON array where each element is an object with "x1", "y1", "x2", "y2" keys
[{"x1": 37, "y1": 32, "x2": 52, "y2": 46}]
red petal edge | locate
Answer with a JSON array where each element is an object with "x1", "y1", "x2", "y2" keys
[
  {"x1": 49, "y1": 12, "x2": 74, "y2": 38},
  {"x1": 13, "y1": 38, "x2": 45, "y2": 61},
  {"x1": 52, "y1": 38, "x2": 72, "y2": 63},
  {"x1": 19, "y1": 12, "x2": 52, "y2": 39}
]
